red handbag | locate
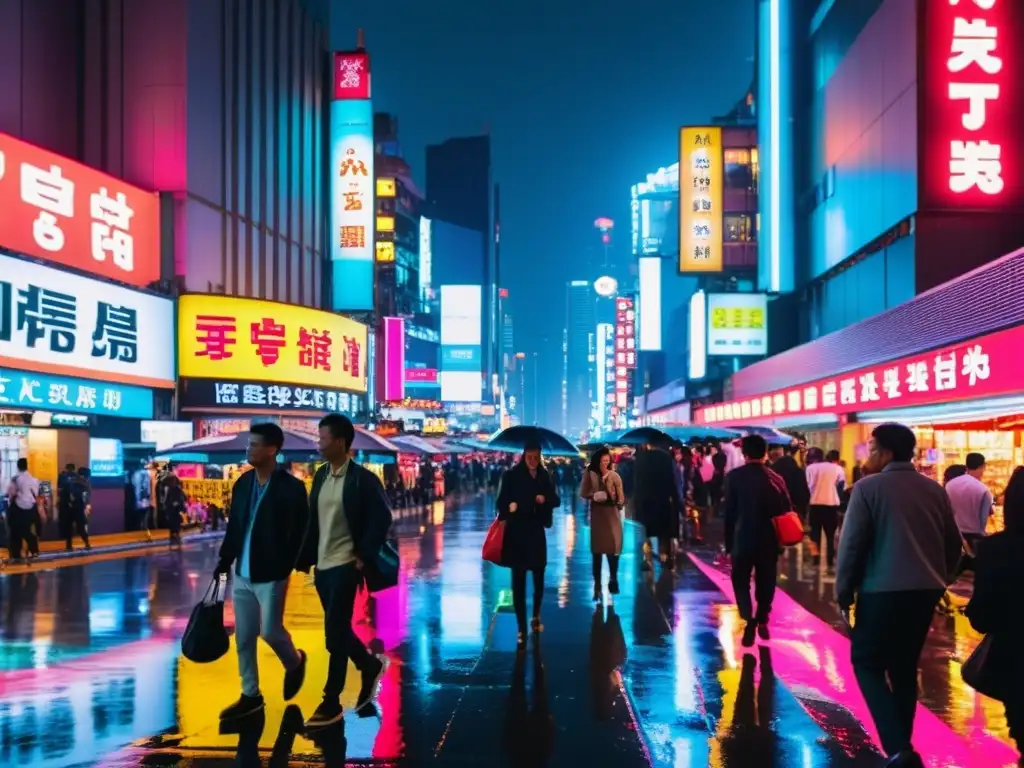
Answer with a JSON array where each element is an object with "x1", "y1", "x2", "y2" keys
[
  {"x1": 772, "y1": 511, "x2": 805, "y2": 547},
  {"x1": 482, "y1": 518, "x2": 506, "y2": 564}
]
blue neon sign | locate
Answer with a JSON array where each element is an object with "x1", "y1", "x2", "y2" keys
[
  {"x1": 0, "y1": 369, "x2": 153, "y2": 419},
  {"x1": 330, "y1": 99, "x2": 375, "y2": 311}
]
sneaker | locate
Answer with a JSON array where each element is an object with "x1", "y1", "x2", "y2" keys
[
  {"x1": 354, "y1": 654, "x2": 389, "y2": 714},
  {"x1": 305, "y1": 697, "x2": 344, "y2": 730},
  {"x1": 741, "y1": 621, "x2": 757, "y2": 648},
  {"x1": 283, "y1": 649, "x2": 307, "y2": 701},
  {"x1": 757, "y1": 622, "x2": 770, "y2": 641},
  {"x1": 220, "y1": 693, "x2": 265, "y2": 720}
]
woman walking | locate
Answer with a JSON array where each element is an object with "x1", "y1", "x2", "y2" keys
[
  {"x1": 496, "y1": 440, "x2": 561, "y2": 647},
  {"x1": 580, "y1": 446, "x2": 625, "y2": 600}
]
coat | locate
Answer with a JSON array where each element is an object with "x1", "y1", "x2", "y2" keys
[
  {"x1": 218, "y1": 468, "x2": 309, "y2": 583},
  {"x1": 496, "y1": 461, "x2": 561, "y2": 570},
  {"x1": 296, "y1": 461, "x2": 393, "y2": 573},
  {"x1": 632, "y1": 447, "x2": 683, "y2": 539},
  {"x1": 723, "y1": 462, "x2": 791, "y2": 559}
]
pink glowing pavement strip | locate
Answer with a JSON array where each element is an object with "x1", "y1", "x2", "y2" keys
[{"x1": 686, "y1": 554, "x2": 1019, "y2": 768}]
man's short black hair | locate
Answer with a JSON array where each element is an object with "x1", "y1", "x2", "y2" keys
[
  {"x1": 740, "y1": 434, "x2": 767, "y2": 460},
  {"x1": 826, "y1": 449, "x2": 841, "y2": 462},
  {"x1": 65, "y1": 463, "x2": 76, "y2": 471},
  {"x1": 966, "y1": 452, "x2": 986, "y2": 471},
  {"x1": 17, "y1": 457, "x2": 28, "y2": 472},
  {"x1": 250, "y1": 422, "x2": 285, "y2": 454},
  {"x1": 871, "y1": 423, "x2": 916, "y2": 463},
  {"x1": 320, "y1": 413, "x2": 355, "y2": 448}
]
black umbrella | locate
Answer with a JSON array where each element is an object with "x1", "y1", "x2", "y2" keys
[{"x1": 487, "y1": 426, "x2": 580, "y2": 458}]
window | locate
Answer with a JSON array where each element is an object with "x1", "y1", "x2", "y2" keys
[
  {"x1": 724, "y1": 149, "x2": 754, "y2": 190},
  {"x1": 724, "y1": 214, "x2": 756, "y2": 243}
]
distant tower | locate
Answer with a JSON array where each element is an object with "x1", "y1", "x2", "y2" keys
[{"x1": 594, "y1": 217, "x2": 614, "y2": 269}]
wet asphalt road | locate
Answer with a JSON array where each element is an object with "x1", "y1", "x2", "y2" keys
[{"x1": 0, "y1": 493, "x2": 1017, "y2": 767}]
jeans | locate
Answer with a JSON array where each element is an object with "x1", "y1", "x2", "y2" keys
[
  {"x1": 232, "y1": 574, "x2": 301, "y2": 698},
  {"x1": 851, "y1": 589, "x2": 943, "y2": 756},
  {"x1": 511, "y1": 566, "x2": 545, "y2": 632},
  {"x1": 809, "y1": 505, "x2": 840, "y2": 567},
  {"x1": 315, "y1": 563, "x2": 373, "y2": 701},
  {"x1": 731, "y1": 551, "x2": 778, "y2": 623}
]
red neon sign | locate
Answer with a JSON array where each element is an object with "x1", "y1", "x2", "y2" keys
[
  {"x1": 333, "y1": 52, "x2": 371, "y2": 100},
  {"x1": 921, "y1": 0, "x2": 1023, "y2": 210},
  {"x1": 0, "y1": 133, "x2": 161, "y2": 288},
  {"x1": 694, "y1": 324, "x2": 1024, "y2": 425}
]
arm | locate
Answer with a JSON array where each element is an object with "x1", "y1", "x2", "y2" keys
[
  {"x1": 357, "y1": 469, "x2": 393, "y2": 560},
  {"x1": 834, "y1": 484, "x2": 872, "y2": 608},
  {"x1": 579, "y1": 471, "x2": 594, "y2": 500},
  {"x1": 217, "y1": 483, "x2": 243, "y2": 570},
  {"x1": 723, "y1": 472, "x2": 737, "y2": 553},
  {"x1": 287, "y1": 478, "x2": 310, "y2": 570},
  {"x1": 979, "y1": 489, "x2": 994, "y2": 535},
  {"x1": 942, "y1": 493, "x2": 965, "y2": 582},
  {"x1": 495, "y1": 472, "x2": 513, "y2": 520}
]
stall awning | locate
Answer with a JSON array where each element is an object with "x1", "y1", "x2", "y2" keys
[
  {"x1": 353, "y1": 428, "x2": 400, "y2": 453},
  {"x1": 389, "y1": 435, "x2": 441, "y2": 455},
  {"x1": 424, "y1": 438, "x2": 471, "y2": 455}
]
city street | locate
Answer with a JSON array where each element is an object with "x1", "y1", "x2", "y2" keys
[{"x1": 0, "y1": 494, "x2": 1017, "y2": 767}]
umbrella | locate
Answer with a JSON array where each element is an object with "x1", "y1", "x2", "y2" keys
[
  {"x1": 580, "y1": 429, "x2": 629, "y2": 450},
  {"x1": 424, "y1": 438, "x2": 471, "y2": 455},
  {"x1": 618, "y1": 425, "x2": 740, "y2": 446},
  {"x1": 487, "y1": 425, "x2": 580, "y2": 458},
  {"x1": 727, "y1": 425, "x2": 796, "y2": 445},
  {"x1": 156, "y1": 429, "x2": 319, "y2": 462}
]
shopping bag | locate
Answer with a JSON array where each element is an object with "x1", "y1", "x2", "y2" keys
[
  {"x1": 771, "y1": 511, "x2": 805, "y2": 547},
  {"x1": 482, "y1": 518, "x2": 506, "y2": 565},
  {"x1": 364, "y1": 539, "x2": 400, "y2": 593},
  {"x1": 181, "y1": 576, "x2": 230, "y2": 663},
  {"x1": 961, "y1": 634, "x2": 1008, "y2": 700}
]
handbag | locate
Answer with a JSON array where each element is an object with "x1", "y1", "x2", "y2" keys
[
  {"x1": 772, "y1": 511, "x2": 805, "y2": 547},
  {"x1": 961, "y1": 634, "x2": 1008, "y2": 700},
  {"x1": 181, "y1": 576, "x2": 230, "y2": 664},
  {"x1": 364, "y1": 539, "x2": 400, "y2": 593},
  {"x1": 482, "y1": 517, "x2": 506, "y2": 565}
]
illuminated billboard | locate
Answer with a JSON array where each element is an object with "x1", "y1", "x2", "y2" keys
[
  {"x1": 329, "y1": 97, "x2": 374, "y2": 311},
  {"x1": 440, "y1": 285, "x2": 482, "y2": 402},
  {"x1": 638, "y1": 257, "x2": 662, "y2": 351},
  {"x1": 419, "y1": 217, "x2": 432, "y2": 296},
  {"x1": 678, "y1": 126, "x2": 724, "y2": 273},
  {"x1": 707, "y1": 293, "x2": 768, "y2": 357}
]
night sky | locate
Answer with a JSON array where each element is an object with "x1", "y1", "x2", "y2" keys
[{"x1": 333, "y1": 0, "x2": 754, "y2": 401}]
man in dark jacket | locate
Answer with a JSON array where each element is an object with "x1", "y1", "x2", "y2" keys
[
  {"x1": 633, "y1": 445, "x2": 684, "y2": 571},
  {"x1": 725, "y1": 434, "x2": 792, "y2": 647},
  {"x1": 298, "y1": 413, "x2": 393, "y2": 729},
  {"x1": 770, "y1": 443, "x2": 810, "y2": 522},
  {"x1": 215, "y1": 422, "x2": 309, "y2": 721}
]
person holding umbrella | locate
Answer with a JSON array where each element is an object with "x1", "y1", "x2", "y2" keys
[{"x1": 496, "y1": 439, "x2": 561, "y2": 647}]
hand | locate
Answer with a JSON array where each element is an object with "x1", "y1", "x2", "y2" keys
[
  {"x1": 838, "y1": 605, "x2": 852, "y2": 627},
  {"x1": 213, "y1": 560, "x2": 230, "y2": 576},
  {"x1": 593, "y1": 491, "x2": 608, "y2": 503},
  {"x1": 354, "y1": 557, "x2": 365, "y2": 571},
  {"x1": 509, "y1": 502, "x2": 518, "y2": 513},
  {"x1": 535, "y1": 495, "x2": 545, "y2": 505}
]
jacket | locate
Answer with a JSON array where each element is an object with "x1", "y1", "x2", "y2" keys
[
  {"x1": 723, "y1": 462, "x2": 792, "y2": 558},
  {"x1": 632, "y1": 447, "x2": 683, "y2": 539},
  {"x1": 297, "y1": 460, "x2": 393, "y2": 573},
  {"x1": 835, "y1": 462, "x2": 962, "y2": 608},
  {"x1": 579, "y1": 469, "x2": 624, "y2": 507},
  {"x1": 770, "y1": 455, "x2": 810, "y2": 511},
  {"x1": 218, "y1": 468, "x2": 309, "y2": 583},
  {"x1": 496, "y1": 461, "x2": 561, "y2": 570}
]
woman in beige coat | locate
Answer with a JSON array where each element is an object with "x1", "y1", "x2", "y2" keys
[{"x1": 580, "y1": 446, "x2": 625, "y2": 600}]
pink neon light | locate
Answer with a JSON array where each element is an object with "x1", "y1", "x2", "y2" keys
[{"x1": 382, "y1": 317, "x2": 405, "y2": 402}]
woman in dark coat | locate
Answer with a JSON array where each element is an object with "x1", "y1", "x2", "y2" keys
[
  {"x1": 496, "y1": 441, "x2": 561, "y2": 645},
  {"x1": 632, "y1": 446, "x2": 683, "y2": 571}
]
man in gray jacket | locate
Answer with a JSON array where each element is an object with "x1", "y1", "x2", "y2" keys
[{"x1": 836, "y1": 423, "x2": 963, "y2": 768}]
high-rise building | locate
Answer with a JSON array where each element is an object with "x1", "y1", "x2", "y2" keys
[{"x1": 564, "y1": 280, "x2": 596, "y2": 438}]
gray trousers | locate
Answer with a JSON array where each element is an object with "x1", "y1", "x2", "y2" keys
[{"x1": 232, "y1": 574, "x2": 301, "y2": 697}]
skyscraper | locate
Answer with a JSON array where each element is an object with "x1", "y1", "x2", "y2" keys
[{"x1": 564, "y1": 280, "x2": 596, "y2": 438}]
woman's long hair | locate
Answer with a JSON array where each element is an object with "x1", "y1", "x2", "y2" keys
[
  {"x1": 587, "y1": 446, "x2": 611, "y2": 476},
  {"x1": 1001, "y1": 466, "x2": 1024, "y2": 534}
]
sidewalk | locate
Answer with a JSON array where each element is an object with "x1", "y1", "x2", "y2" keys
[{"x1": 3, "y1": 527, "x2": 224, "y2": 569}]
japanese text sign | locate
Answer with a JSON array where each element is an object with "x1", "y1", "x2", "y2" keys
[
  {"x1": 0, "y1": 133, "x2": 160, "y2": 287},
  {"x1": 329, "y1": 99, "x2": 374, "y2": 311},
  {"x1": 0, "y1": 254, "x2": 175, "y2": 389},
  {"x1": 333, "y1": 52, "x2": 371, "y2": 100},
  {"x1": 695, "y1": 324, "x2": 1024, "y2": 424},
  {"x1": 177, "y1": 295, "x2": 368, "y2": 394},
  {"x1": 0, "y1": 368, "x2": 153, "y2": 419},
  {"x1": 678, "y1": 126, "x2": 724, "y2": 273},
  {"x1": 708, "y1": 293, "x2": 768, "y2": 357},
  {"x1": 920, "y1": 0, "x2": 1024, "y2": 210},
  {"x1": 180, "y1": 378, "x2": 358, "y2": 414}
]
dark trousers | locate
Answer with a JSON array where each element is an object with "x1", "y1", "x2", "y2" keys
[
  {"x1": 809, "y1": 505, "x2": 840, "y2": 566},
  {"x1": 592, "y1": 554, "x2": 620, "y2": 587},
  {"x1": 731, "y1": 551, "x2": 778, "y2": 623},
  {"x1": 314, "y1": 563, "x2": 373, "y2": 701},
  {"x1": 851, "y1": 589, "x2": 943, "y2": 757},
  {"x1": 7, "y1": 504, "x2": 38, "y2": 559},
  {"x1": 511, "y1": 566, "x2": 545, "y2": 632},
  {"x1": 62, "y1": 510, "x2": 90, "y2": 549}
]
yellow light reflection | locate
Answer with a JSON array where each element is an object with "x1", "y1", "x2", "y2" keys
[
  {"x1": 431, "y1": 502, "x2": 445, "y2": 526},
  {"x1": 716, "y1": 605, "x2": 739, "y2": 670}
]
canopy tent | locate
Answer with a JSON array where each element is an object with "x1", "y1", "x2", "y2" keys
[
  {"x1": 424, "y1": 438, "x2": 471, "y2": 455},
  {"x1": 155, "y1": 430, "x2": 320, "y2": 463},
  {"x1": 618, "y1": 425, "x2": 742, "y2": 446},
  {"x1": 726, "y1": 425, "x2": 797, "y2": 446},
  {"x1": 389, "y1": 434, "x2": 444, "y2": 456},
  {"x1": 352, "y1": 428, "x2": 401, "y2": 453}
]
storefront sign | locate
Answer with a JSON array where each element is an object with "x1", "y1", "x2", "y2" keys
[
  {"x1": 708, "y1": 293, "x2": 768, "y2": 356},
  {"x1": 0, "y1": 368, "x2": 154, "y2": 419},
  {"x1": 921, "y1": 0, "x2": 1023, "y2": 210},
  {"x1": 678, "y1": 126, "x2": 724, "y2": 272},
  {"x1": 0, "y1": 255, "x2": 174, "y2": 388},
  {"x1": 0, "y1": 133, "x2": 161, "y2": 287},
  {"x1": 89, "y1": 438, "x2": 124, "y2": 478},
  {"x1": 178, "y1": 294, "x2": 368, "y2": 393},
  {"x1": 180, "y1": 377, "x2": 360, "y2": 414},
  {"x1": 696, "y1": 324, "x2": 1024, "y2": 424},
  {"x1": 614, "y1": 297, "x2": 636, "y2": 412},
  {"x1": 330, "y1": 95, "x2": 374, "y2": 311}
]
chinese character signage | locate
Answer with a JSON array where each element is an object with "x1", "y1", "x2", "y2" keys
[
  {"x1": 0, "y1": 368, "x2": 153, "y2": 419},
  {"x1": 678, "y1": 126, "x2": 724, "y2": 272},
  {"x1": 0, "y1": 133, "x2": 161, "y2": 288},
  {"x1": 330, "y1": 98, "x2": 374, "y2": 311},
  {"x1": 920, "y1": 0, "x2": 1023, "y2": 211},
  {"x1": 177, "y1": 294, "x2": 368, "y2": 394},
  {"x1": 333, "y1": 51, "x2": 371, "y2": 100},
  {"x1": 0, "y1": 254, "x2": 174, "y2": 388},
  {"x1": 707, "y1": 293, "x2": 768, "y2": 357},
  {"x1": 695, "y1": 324, "x2": 1024, "y2": 424},
  {"x1": 180, "y1": 378, "x2": 361, "y2": 414},
  {"x1": 614, "y1": 298, "x2": 636, "y2": 412}
]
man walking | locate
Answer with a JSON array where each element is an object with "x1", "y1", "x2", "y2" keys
[
  {"x1": 806, "y1": 448, "x2": 847, "y2": 569},
  {"x1": 216, "y1": 423, "x2": 309, "y2": 720},
  {"x1": 724, "y1": 435, "x2": 792, "y2": 647},
  {"x1": 836, "y1": 423, "x2": 963, "y2": 767},
  {"x1": 770, "y1": 443, "x2": 810, "y2": 524},
  {"x1": 6, "y1": 458, "x2": 40, "y2": 562},
  {"x1": 298, "y1": 413, "x2": 392, "y2": 730},
  {"x1": 944, "y1": 452, "x2": 993, "y2": 570},
  {"x1": 132, "y1": 460, "x2": 154, "y2": 538}
]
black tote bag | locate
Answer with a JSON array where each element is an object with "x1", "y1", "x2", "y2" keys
[{"x1": 181, "y1": 576, "x2": 230, "y2": 664}]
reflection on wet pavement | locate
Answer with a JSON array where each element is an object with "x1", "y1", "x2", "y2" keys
[{"x1": 0, "y1": 494, "x2": 1018, "y2": 766}]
